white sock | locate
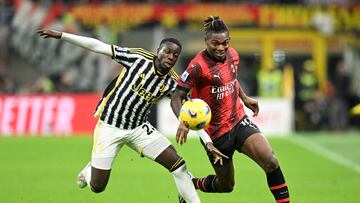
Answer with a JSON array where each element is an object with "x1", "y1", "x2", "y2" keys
[
  {"x1": 80, "y1": 162, "x2": 92, "y2": 186},
  {"x1": 172, "y1": 165, "x2": 201, "y2": 203}
]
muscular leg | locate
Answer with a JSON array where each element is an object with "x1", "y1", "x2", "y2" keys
[
  {"x1": 78, "y1": 162, "x2": 111, "y2": 193},
  {"x1": 90, "y1": 167, "x2": 111, "y2": 193},
  {"x1": 239, "y1": 133, "x2": 278, "y2": 173},
  {"x1": 191, "y1": 158, "x2": 235, "y2": 193},
  {"x1": 85, "y1": 145, "x2": 182, "y2": 194},
  {"x1": 154, "y1": 145, "x2": 181, "y2": 170},
  {"x1": 154, "y1": 145, "x2": 200, "y2": 203},
  {"x1": 82, "y1": 120, "x2": 114, "y2": 193},
  {"x1": 239, "y1": 133, "x2": 290, "y2": 203},
  {"x1": 211, "y1": 159, "x2": 235, "y2": 192}
]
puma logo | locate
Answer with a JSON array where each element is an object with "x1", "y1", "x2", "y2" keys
[{"x1": 231, "y1": 64, "x2": 235, "y2": 73}]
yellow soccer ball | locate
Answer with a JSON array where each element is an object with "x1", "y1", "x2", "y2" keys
[{"x1": 179, "y1": 98, "x2": 212, "y2": 130}]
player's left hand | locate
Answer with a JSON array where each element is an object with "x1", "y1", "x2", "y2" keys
[
  {"x1": 37, "y1": 29, "x2": 62, "y2": 39},
  {"x1": 176, "y1": 121, "x2": 189, "y2": 145},
  {"x1": 243, "y1": 96, "x2": 259, "y2": 117},
  {"x1": 205, "y1": 142, "x2": 229, "y2": 165}
]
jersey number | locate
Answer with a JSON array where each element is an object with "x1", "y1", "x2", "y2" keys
[{"x1": 142, "y1": 124, "x2": 155, "y2": 135}]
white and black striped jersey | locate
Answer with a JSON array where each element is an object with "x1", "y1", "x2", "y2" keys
[{"x1": 94, "y1": 45, "x2": 178, "y2": 129}]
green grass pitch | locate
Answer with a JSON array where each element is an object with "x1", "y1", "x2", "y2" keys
[{"x1": 0, "y1": 133, "x2": 359, "y2": 203}]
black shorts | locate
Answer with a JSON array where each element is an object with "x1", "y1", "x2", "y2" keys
[{"x1": 202, "y1": 115, "x2": 261, "y2": 165}]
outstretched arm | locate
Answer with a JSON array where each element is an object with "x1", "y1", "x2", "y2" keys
[
  {"x1": 37, "y1": 29, "x2": 113, "y2": 57},
  {"x1": 170, "y1": 87, "x2": 190, "y2": 145}
]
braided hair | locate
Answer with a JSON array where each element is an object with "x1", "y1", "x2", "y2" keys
[{"x1": 203, "y1": 16, "x2": 228, "y2": 35}]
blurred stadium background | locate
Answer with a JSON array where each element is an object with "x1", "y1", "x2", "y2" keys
[{"x1": 0, "y1": 0, "x2": 359, "y2": 203}]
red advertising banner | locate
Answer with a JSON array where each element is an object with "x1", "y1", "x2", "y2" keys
[
  {"x1": 0, "y1": 94, "x2": 100, "y2": 136},
  {"x1": 12, "y1": 1, "x2": 360, "y2": 31},
  {"x1": 67, "y1": 3, "x2": 360, "y2": 31}
]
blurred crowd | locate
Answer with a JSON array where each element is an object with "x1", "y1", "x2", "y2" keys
[
  {"x1": 7, "y1": 0, "x2": 351, "y2": 5},
  {"x1": 0, "y1": 0, "x2": 359, "y2": 132},
  {"x1": 237, "y1": 56, "x2": 354, "y2": 132}
]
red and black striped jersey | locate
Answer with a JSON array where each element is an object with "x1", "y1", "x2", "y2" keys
[{"x1": 177, "y1": 47, "x2": 245, "y2": 140}]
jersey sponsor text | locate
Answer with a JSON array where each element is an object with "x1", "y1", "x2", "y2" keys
[
  {"x1": 211, "y1": 79, "x2": 236, "y2": 100},
  {"x1": 131, "y1": 83, "x2": 161, "y2": 104}
]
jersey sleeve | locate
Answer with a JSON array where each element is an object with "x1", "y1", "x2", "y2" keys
[
  {"x1": 229, "y1": 47, "x2": 240, "y2": 72},
  {"x1": 111, "y1": 45, "x2": 155, "y2": 69},
  {"x1": 177, "y1": 60, "x2": 201, "y2": 90},
  {"x1": 111, "y1": 45, "x2": 132, "y2": 68}
]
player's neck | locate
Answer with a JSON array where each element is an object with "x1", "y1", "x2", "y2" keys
[
  {"x1": 153, "y1": 58, "x2": 168, "y2": 76},
  {"x1": 205, "y1": 49, "x2": 226, "y2": 63}
]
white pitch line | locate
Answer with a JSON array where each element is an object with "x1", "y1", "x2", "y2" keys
[{"x1": 286, "y1": 136, "x2": 360, "y2": 174}]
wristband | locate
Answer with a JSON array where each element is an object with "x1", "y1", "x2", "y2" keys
[{"x1": 197, "y1": 129, "x2": 212, "y2": 144}]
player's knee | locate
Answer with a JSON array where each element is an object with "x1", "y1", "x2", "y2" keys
[
  {"x1": 217, "y1": 181, "x2": 234, "y2": 193},
  {"x1": 89, "y1": 183, "x2": 106, "y2": 193},
  {"x1": 219, "y1": 184, "x2": 234, "y2": 193},
  {"x1": 263, "y1": 154, "x2": 279, "y2": 173}
]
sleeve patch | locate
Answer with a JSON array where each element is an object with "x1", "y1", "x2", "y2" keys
[{"x1": 180, "y1": 71, "x2": 189, "y2": 82}]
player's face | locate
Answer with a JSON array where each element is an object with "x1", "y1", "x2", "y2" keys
[
  {"x1": 157, "y1": 42, "x2": 181, "y2": 71},
  {"x1": 205, "y1": 32, "x2": 230, "y2": 61}
]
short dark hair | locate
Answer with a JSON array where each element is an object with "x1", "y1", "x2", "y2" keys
[
  {"x1": 203, "y1": 16, "x2": 228, "y2": 35},
  {"x1": 160, "y1": 38, "x2": 182, "y2": 50}
]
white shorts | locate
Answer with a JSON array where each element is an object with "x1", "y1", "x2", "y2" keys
[{"x1": 91, "y1": 120, "x2": 171, "y2": 170}]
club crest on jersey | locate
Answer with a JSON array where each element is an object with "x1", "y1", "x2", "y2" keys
[
  {"x1": 180, "y1": 71, "x2": 189, "y2": 82},
  {"x1": 231, "y1": 64, "x2": 235, "y2": 73},
  {"x1": 160, "y1": 81, "x2": 167, "y2": 92},
  {"x1": 139, "y1": 73, "x2": 145, "y2": 79}
]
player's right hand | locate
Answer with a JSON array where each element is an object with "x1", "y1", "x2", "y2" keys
[
  {"x1": 243, "y1": 96, "x2": 259, "y2": 117},
  {"x1": 37, "y1": 29, "x2": 62, "y2": 39},
  {"x1": 176, "y1": 121, "x2": 189, "y2": 145},
  {"x1": 205, "y1": 142, "x2": 229, "y2": 166}
]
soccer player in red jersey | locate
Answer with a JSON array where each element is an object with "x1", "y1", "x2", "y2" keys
[{"x1": 171, "y1": 16, "x2": 290, "y2": 203}]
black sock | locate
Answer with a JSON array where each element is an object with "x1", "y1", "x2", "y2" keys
[
  {"x1": 192, "y1": 175, "x2": 217, "y2": 193},
  {"x1": 266, "y1": 167, "x2": 290, "y2": 203}
]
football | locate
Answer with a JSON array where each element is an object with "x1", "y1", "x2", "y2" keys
[{"x1": 179, "y1": 98, "x2": 211, "y2": 130}]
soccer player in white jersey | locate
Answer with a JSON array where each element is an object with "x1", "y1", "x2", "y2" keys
[{"x1": 37, "y1": 29, "x2": 226, "y2": 203}]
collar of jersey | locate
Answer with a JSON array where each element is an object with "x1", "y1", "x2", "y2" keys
[
  {"x1": 204, "y1": 49, "x2": 227, "y2": 64},
  {"x1": 152, "y1": 62, "x2": 167, "y2": 77}
]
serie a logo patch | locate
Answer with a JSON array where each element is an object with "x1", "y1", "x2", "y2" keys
[{"x1": 180, "y1": 71, "x2": 189, "y2": 82}]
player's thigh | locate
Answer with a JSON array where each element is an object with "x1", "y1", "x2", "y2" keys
[
  {"x1": 91, "y1": 120, "x2": 127, "y2": 170},
  {"x1": 127, "y1": 122, "x2": 172, "y2": 164},
  {"x1": 233, "y1": 115, "x2": 262, "y2": 151},
  {"x1": 239, "y1": 132, "x2": 278, "y2": 171}
]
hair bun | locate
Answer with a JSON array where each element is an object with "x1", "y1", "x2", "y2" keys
[{"x1": 203, "y1": 16, "x2": 228, "y2": 33}]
